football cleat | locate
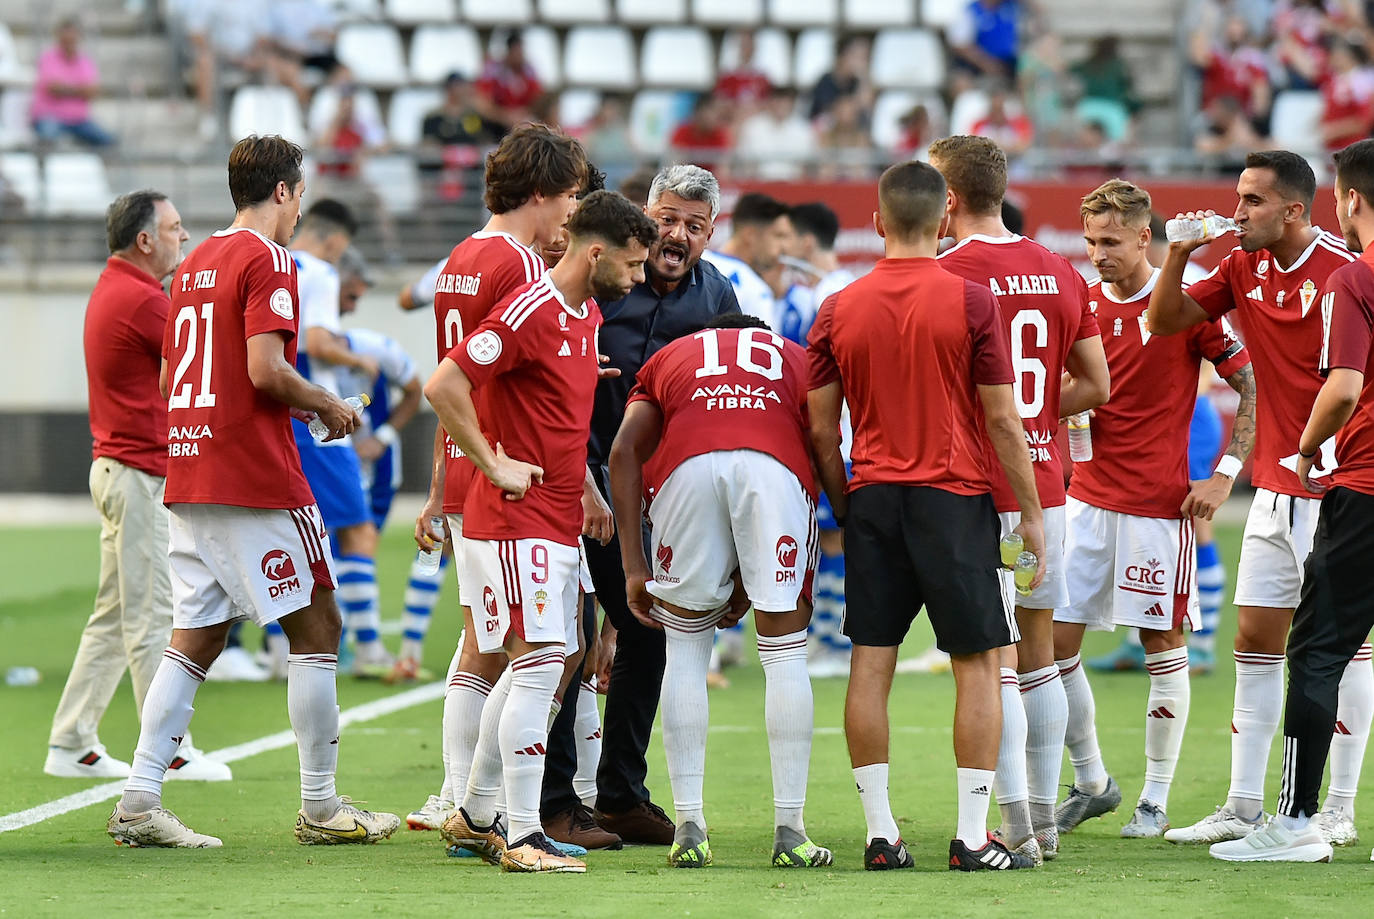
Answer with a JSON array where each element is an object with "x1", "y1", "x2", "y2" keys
[
  {"x1": 949, "y1": 835, "x2": 1037, "y2": 871},
  {"x1": 1120, "y1": 800, "x2": 1169, "y2": 838},
  {"x1": 501, "y1": 831, "x2": 587, "y2": 873},
  {"x1": 1035, "y1": 824, "x2": 1059, "y2": 860},
  {"x1": 863, "y1": 836, "x2": 914, "y2": 870},
  {"x1": 772, "y1": 826, "x2": 834, "y2": 868},
  {"x1": 668, "y1": 821, "x2": 713, "y2": 868},
  {"x1": 406, "y1": 794, "x2": 453, "y2": 831},
  {"x1": 894, "y1": 645, "x2": 951, "y2": 675},
  {"x1": 1209, "y1": 818, "x2": 1333, "y2": 863},
  {"x1": 1164, "y1": 804, "x2": 1266, "y2": 844},
  {"x1": 1086, "y1": 641, "x2": 1146, "y2": 672},
  {"x1": 294, "y1": 798, "x2": 401, "y2": 845},
  {"x1": 46, "y1": 743, "x2": 131, "y2": 779},
  {"x1": 440, "y1": 807, "x2": 506, "y2": 863},
  {"x1": 1055, "y1": 776, "x2": 1122, "y2": 833},
  {"x1": 164, "y1": 742, "x2": 232, "y2": 782},
  {"x1": 107, "y1": 803, "x2": 222, "y2": 848},
  {"x1": 1314, "y1": 807, "x2": 1359, "y2": 846},
  {"x1": 383, "y1": 656, "x2": 434, "y2": 685}
]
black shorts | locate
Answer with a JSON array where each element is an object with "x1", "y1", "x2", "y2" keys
[
  {"x1": 843, "y1": 484, "x2": 1013, "y2": 655},
  {"x1": 1289, "y1": 486, "x2": 1374, "y2": 671}
]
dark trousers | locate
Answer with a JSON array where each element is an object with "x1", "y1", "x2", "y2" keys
[
  {"x1": 1278, "y1": 487, "x2": 1374, "y2": 818},
  {"x1": 540, "y1": 592, "x2": 596, "y2": 819}
]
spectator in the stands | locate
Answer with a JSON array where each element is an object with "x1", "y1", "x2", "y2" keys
[
  {"x1": 949, "y1": 0, "x2": 1036, "y2": 89},
  {"x1": 617, "y1": 166, "x2": 656, "y2": 208},
  {"x1": 182, "y1": 0, "x2": 272, "y2": 139},
  {"x1": 420, "y1": 72, "x2": 502, "y2": 199},
  {"x1": 31, "y1": 17, "x2": 113, "y2": 147},
  {"x1": 583, "y1": 95, "x2": 634, "y2": 175},
  {"x1": 715, "y1": 29, "x2": 772, "y2": 126},
  {"x1": 893, "y1": 103, "x2": 933, "y2": 160},
  {"x1": 669, "y1": 94, "x2": 733, "y2": 177},
  {"x1": 737, "y1": 86, "x2": 816, "y2": 180},
  {"x1": 316, "y1": 80, "x2": 386, "y2": 180},
  {"x1": 815, "y1": 94, "x2": 874, "y2": 181},
  {"x1": 1275, "y1": 0, "x2": 1337, "y2": 90},
  {"x1": 266, "y1": 0, "x2": 338, "y2": 105},
  {"x1": 809, "y1": 34, "x2": 873, "y2": 123},
  {"x1": 476, "y1": 32, "x2": 544, "y2": 132},
  {"x1": 1190, "y1": 14, "x2": 1274, "y2": 133},
  {"x1": 1072, "y1": 35, "x2": 1139, "y2": 141},
  {"x1": 1320, "y1": 38, "x2": 1374, "y2": 152},
  {"x1": 1019, "y1": 30, "x2": 1073, "y2": 143},
  {"x1": 970, "y1": 83, "x2": 1033, "y2": 157},
  {"x1": 1195, "y1": 93, "x2": 1266, "y2": 161}
]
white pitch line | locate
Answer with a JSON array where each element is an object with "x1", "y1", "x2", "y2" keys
[{"x1": 0, "y1": 680, "x2": 444, "y2": 834}]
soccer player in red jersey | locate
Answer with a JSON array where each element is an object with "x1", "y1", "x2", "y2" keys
[
  {"x1": 106, "y1": 135, "x2": 400, "y2": 849},
  {"x1": 425, "y1": 191, "x2": 658, "y2": 872},
  {"x1": 809, "y1": 161, "x2": 1047, "y2": 872},
  {"x1": 930, "y1": 136, "x2": 1110, "y2": 862},
  {"x1": 1212, "y1": 137, "x2": 1374, "y2": 863},
  {"x1": 608, "y1": 313, "x2": 832, "y2": 869},
  {"x1": 1149, "y1": 151, "x2": 1374, "y2": 849},
  {"x1": 1052, "y1": 180, "x2": 1256, "y2": 842}
]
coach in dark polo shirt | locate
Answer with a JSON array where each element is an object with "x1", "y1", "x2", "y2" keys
[{"x1": 547, "y1": 165, "x2": 739, "y2": 844}]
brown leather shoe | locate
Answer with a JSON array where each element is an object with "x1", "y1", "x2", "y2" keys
[
  {"x1": 545, "y1": 804, "x2": 623, "y2": 850},
  {"x1": 594, "y1": 800, "x2": 675, "y2": 845}
]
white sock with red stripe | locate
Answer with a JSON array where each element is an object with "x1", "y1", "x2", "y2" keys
[
  {"x1": 1020, "y1": 664, "x2": 1068, "y2": 829},
  {"x1": 573, "y1": 677, "x2": 602, "y2": 808},
  {"x1": 994, "y1": 667, "x2": 1031, "y2": 844},
  {"x1": 758, "y1": 629, "x2": 812, "y2": 834},
  {"x1": 1228, "y1": 651, "x2": 1284, "y2": 820},
  {"x1": 436, "y1": 642, "x2": 463, "y2": 804},
  {"x1": 1057, "y1": 654, "x2": 1109, "y2": 795},
  {"x1": 501, "y1": 647, "x2": 564, "y2": 844},
  {"x1": 1325, "y1": 643, "x2": 1374, "y2": 816},
  {"x1": 121, "y1": 648, "x2": 204, "y2": 813},
  {"x1": 288, "y1": 652, "x2": 342, "y2": 821},
  {"x1": 1141, "y1": 646, "x2": 1190, "y2": 808},
  {"x1": 443, "y1": 641, "x2": 494, "y2": 816},
  {"x1": 461, "y1": 667, "x2": 512, "y2": 826},
  {"x1": 658, "y1": 607, "x2": 718, "y2": 830}
]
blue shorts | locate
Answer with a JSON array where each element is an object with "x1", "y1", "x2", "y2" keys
[
  {"x1": 293, "y1": 421, "x2": 371, "y2": 531},
  {"x1": 1188, "y1": 396, "x2": 1224, "y2": 481},
  {"x1": 366, "y1": 446, "x2": 398, "y2": 530}
]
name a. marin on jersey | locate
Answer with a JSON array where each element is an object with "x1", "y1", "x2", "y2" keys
[
  {"x1": 691, "y1": 382, "x2": 783, "y2": 411},
  {"x1": 988, "y1": 274, "x2": 1062, "y2": 297},
  {"x1": 436, "y1": 271, "x2": 483, "y2": 296},
  {"x1": 168, "y1": 423, "x2": 213, "y2": 457}
]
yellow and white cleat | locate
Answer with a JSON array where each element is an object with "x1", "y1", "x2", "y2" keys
[
  {"x1": 107, "y1": 803, "x2": 222, "y2": 848},
  {"x1": 294, "y1": 797, "x2": 401, "y2": 845}
]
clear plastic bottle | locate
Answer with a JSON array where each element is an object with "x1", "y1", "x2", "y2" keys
[
  {"x1": 308, "y1": 394, "x2": 370, "y2": 442},
  {"x1": 416, "y1": 515, "x2": 446, "y2": 575},
  {"x1": 1067, "y1": 412, "x2": 1093, "y2": 462},
  {"x1": 1164, "y1": 215, "x2": 1238, "y2": 243},
  {"x1": 1014, "y1": 551, "x2": 1038, "y2": 597},
  {"x1": 999, "y1": 532, "x2": 1024, "y2": 568}
]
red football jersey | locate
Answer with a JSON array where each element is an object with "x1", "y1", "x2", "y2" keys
[
  {"x1": 939, "y1": 234, "x2": 1100, "y2": 512},
  {"x1": 1069, "y1": 270, "x2": 1251, "y2": 518},
  {"x1": 449, "y1": 275, "x2": 602, "y2": 545},
  {"x1": 161, "y1": 228, "x2": 313, "y2": 508},
  {"x1": 807, "y1": 257, "x2": 1013, "y2": 495},
  {"x1": 1188, "y1": 229, "x2": 1356, "y2": 495},
  {"x1": 433, "y1": 231, "x2": 545, "y2": 514},
  {"x1": 1319, "y1": 252, "x2": 1374, "y2": 495},
  {"x1": 628, "y1": 326, "x2": 814, "y2": 501}
]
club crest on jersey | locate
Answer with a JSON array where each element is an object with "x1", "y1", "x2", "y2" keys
[
  {"x1": 1088, "y1": 299, "x2": 1098, "y2": 315},
  {"x1": 559, "y1": 312, "x2": 568, "y2": 329},
  {"x1": 467, "y1": 330, "x2": 503, "y2": 365},
  {"x1": 269, "y1": 287, "x2": 294, "y2": 320},
  {"x1": 1256, "y1": 259, "x2": 1269, "y2": 276},
  {"x1": 1299, "y1": 279, "x2": 1318, "y2": 317},
  {"x1": 1137, "y1": 314, "x2": 1152, "y2": 345},
  {"x1": 1276, "y1": 290, "x2": 1286, "y2": 310},
  {"x1": 776, "y1": 536, "x2": 799, "y2": 583},
  {"x1": 533, "y1": 589, "x2": 549, "y2": 624},
  {"x1": 1112, "y1": 317, "x2": 1122, "y2": 337}
]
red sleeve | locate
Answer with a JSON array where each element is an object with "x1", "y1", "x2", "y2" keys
[
  {"x1": 133, "y1": 292, "x2": 171, "y2": 360},
  {"x1": 1189, "y1": 315, "x2": 1251, "y2": 378},
  {"x1": 806, "y1": 294, "x2": 841, "y2": 390},
  {"x1": 1322, "y1": 261, "x2": 1374, "y2": 373},
  {"x1": 448, "y1": 301, "x2": 538, "y2": 386},
  {"x1": 242, "y1": 247, "x2": 298, "y2": 342},
  {"x1": 1186, "y1": 252, "x2": 1239, "y2": 319},
  {"x1": 1071, "y1": 270, "x2": 1100, "y2": 340},
  {"x1": 966, "y1": 281, "x2": 1015, "y2": 385}
]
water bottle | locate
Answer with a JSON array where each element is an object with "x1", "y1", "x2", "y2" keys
[
  {"x1": 308, "y1": 394, "x2": 370, "y2": 442},
  {"x1": 416, "y1": 515, "x2": 446, "y2": 575},
  {"x1": 1165, "y1": 215, "x2": 1238, "y2": 243},
  {"x1": 1014, "y1": 551, "x2": 1038, "y2": 597},
  {"x1": 6, "y1": 666, "x2": 39, "y2": 686},
  {"x1": 999, "y1": 532, "x2": 1024, "y2": 568},
  {"x1": 1068, "y1": 412, "x2": 1093, "y2": 463}
]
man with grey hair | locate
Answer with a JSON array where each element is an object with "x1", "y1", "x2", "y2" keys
[
  {"x1": 579, "y1": 163, "x2": 741, "y2": 844},
  {"x1": 46, "y1": 191, "x2": 229, "y2": 782}
]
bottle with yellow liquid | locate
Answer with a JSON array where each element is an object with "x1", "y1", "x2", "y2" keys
[
  {"x1": 1014, "y1": 551, "x2": 1038, "y2": 596},
  {"x1": 1000, "y1": 532, "x2": 1023, "y2": 568}
]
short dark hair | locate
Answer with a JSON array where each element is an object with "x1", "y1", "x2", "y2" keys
[
  {"x1": 105, "y1": 189, "x2": 168, "y2": 254},
  {"x1": 1245, "y1": 149, "x2": 1317, "y2": 212},
  {"x1": 733, "y1": 192, "x2": 790, "y2": 230},
  {"x1": 928, "y1": 135, "x2": 1007, "y2": 216},
  {"x1": 483, "y1": 122, "x2": 588, "y2": 214},
  {"x1": 1334, "y1": 139, "x2": 1374, "y2": 210},
  {"x1": 582, "y1": 162, "x2": 607, "y2": 197},
  {"x1": 705, "y1": 313, "x2": 772, "y2": 331},
  {"x1": 566, "y1": 190, "x2": 659, "y2": 250},
  {"x1": 228, "y1": 135, "x2": 304, "y2": 211},
  {"x1": 299, "y1": 198, "x2": 358, "y2": 238},
  {"x1": 789, "y1": 202, "x2": 840, "y2": 250},
  {"x1": 878, "y1": 161, "x2": 948, "y2": 240}
]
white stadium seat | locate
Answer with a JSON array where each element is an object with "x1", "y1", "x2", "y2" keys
[
  {"x1": 308, "y1": 85, "x2": 384, "y2": 139},
  {"x1": 0, "y1": 88, "x2": 33, "y2": 149},
  {"x1": 335, "y1": 24, "x2": 408, "y2": 88},
  {"x1": 388, "y1": 87, "x2": 442, "y2": 147},
  {"x1": 42, "y1": 152, "x2": 111, "y2": 217},
  {"x1": 558, "y1": 88, "x2": 602, "y2": 131},
  {"x1": 229, "y1": 86, "x2": 308, "y2": 143},
  {"x1": 871, "y1": 28, "x2": 945, "y2": 90},
  {"x1": 463, "y1": 0, "x2": 533, "y2": 24},
  {"x1": 563, "y1": 27, "x2": 636, "y2": 89},
  {"x1": 629, "y1": 90, "x2": 692, "y2": 156},
  {"x1": 384, "y1": 0, "x2": 456, "y2": 24},
  {"x1": 641, "y1": 27, "x2": 714, "y2": 91},
  {"x1": 767, "y1": 0, "x2": 837, "y2": 27},
  {"x1": 793, "y1": 28, "x2": 835, "y2": 89},
  {"x1": 1270, "y1": 90, "x2": 1325, "y2": 158},
  {"x1": 539, "y1": 0, "x2": 610, "y2": 23},
  {"x1": 921, "y1": 0, "x2": 966, "y2": 30},
  {"x1": 361, "y1": 154, "x2": 421, "y2": 215},
  {"x1": 325, "y1": 0, "x2": 383, "y2": 21},
  {"x1": 487, "y1": 26, "x2": 563, "y2": 89},
  {"x1": 617, "y1": 0, "x2": 686, "y2": 24},
  {"x1": 844, "y1": 0, "x2": 915, "y2": 27},
  {"x1": 719, "y1": 28, "x2": 792, "y2": 88},
  {"x1": 409, "y1": 26, "x2": 484, "y2": 85},
  {"x1": 692, "y1": 0, "x2": 763, "y2": 26},
  {"x1": 948, "y1": 87, "x2": 989, "y2": 135},
  {"x1": 0, "y1": 150, "x2": 38, "y2": 209}
]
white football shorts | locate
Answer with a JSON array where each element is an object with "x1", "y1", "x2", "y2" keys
[
  {"x1": 168, "y1": 502, "x2": 337, "y2": 630},
  {"x1": 578, "y1": 543, "x2": 594, "y2": 595},
  {"x1": 1057, "y1": 497, "x2": 1199, "y2": 632},
  {"x1": 646, "y1": 449, "x2": 817, "y2": 613},
  {"x1": 462, "y1": 536, "x2": 581, "y2": 655},
  {"x1": 445, "y1": 513, "x2": 471, "y2": 606},
  {"x1": 1233, "y1": 488, "x2": 1320, "y2": 610},
  {"x1": 998, "y1": 504, "x2": 1068, "y2": 612}
]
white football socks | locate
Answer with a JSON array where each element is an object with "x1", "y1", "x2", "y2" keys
[
  {"x1": 121, "y1": 648, "x2": 204, "y2": 813},
  {"x1": 1228, "y1": 651, "x2": 1284, "y2": 820},
  {"x1": 1141, "y1": 646, "x2": 1190, "y2": 809},
  {"x1": 758, "y1": 630, "x2": 812, "y2": 834},
  {"x1": 659, "y1": 610, "x2": 717, "y2": 830},
  {"x1": 573, "y1": 677, "x2": 602, "y2": 808},
  {"x1": 1326, "y1": 644, "x2": 1374, "y2": 815},
  {"x1": 957, "y1": 767, "x2": 996, "y2": 849},
  {"x1": 1057, "y1": 654, "x2": 1109, "y2": 794},
  {"x1": 436, "y1": 643, "x2": 463, "y2": 805},
  {"x1": 500, "y1": 648, "x2": 564, "y2": 844},
  {"x1": 443, "y1": 662, "x2": 494, "y2": 815},
  {"x1": 1020, "y1": 664, "x2": 1068, "y2": 829},
  {"x1": 288, "y1": 652, "x2": 342, "y2": 821},
  {"x1": 853, "y1": 762, "x2": 900, "y2": 844},
  {"x1": 994, "y1": 667, "x2": 1031, "y2": 845},
  {"x1": 462, "y1": 667, "x2": 513, "y2": 826}
]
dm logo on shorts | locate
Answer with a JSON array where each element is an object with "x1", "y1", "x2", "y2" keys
[
  {"x1": 656, "y1": 542, "x2": 673, "y2": 574},
  {"x1": 260, "y1": 550, "x2": 302, "y2": 600},
  {"x1": 482, "y1": 586, "x2": 499, "y2": 633},
  {"x1": 776, "y1": 536, "x2": 798, "y2": 584}
]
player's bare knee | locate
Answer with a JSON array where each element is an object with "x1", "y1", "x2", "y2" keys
[
  {"x1": 754, "y1": 606, "x2": 809, "y2": 637},
  {"x1": 1139, "y1": 626, "x2": 1186, "y2": 654},
  {"x1": 170, "y1": 621, "x2": 234, "y2": 670},
  {"x1": 1052, "y1": 621, "x2": 1086, "y2": 661},
  {"x1": 1235, "y1": 606, "x2": 1292, "y2": 654}
]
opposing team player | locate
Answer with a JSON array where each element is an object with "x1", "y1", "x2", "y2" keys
[
  {"x1": 702, "y1": 193, "x2": 793, "y2": 324},
  {"x1": 425, "y1": 190, "x2": 658, "y2": 872},
  {"x1": 1149, "y1": 151, "x2": 1374, "y2": 848},
  {"x1": 1051, "y1": 180, "x2": 1255, "y2": 841},
  {"x1": 107, "y1": 135, "x2": 400, "y2": 848},
  {"x1": 931, "y1": 136, "x2": 1110, "y2": 860},
  {"x1": 608, "y1": 313, "x2": 832, "y2": 869}
]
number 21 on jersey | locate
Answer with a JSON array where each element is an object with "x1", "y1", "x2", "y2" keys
[{"x1": 168, "y1": 302, "x2": 217, "y2": 410}]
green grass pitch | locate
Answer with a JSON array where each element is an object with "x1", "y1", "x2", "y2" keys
[{"x1": 2, "y1": 520, "x2": 1373, "y2": 916}]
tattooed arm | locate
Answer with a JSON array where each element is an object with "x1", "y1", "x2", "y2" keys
[{"x1": 1181, "y1": 363, "x2": 1256, "y2": 520}]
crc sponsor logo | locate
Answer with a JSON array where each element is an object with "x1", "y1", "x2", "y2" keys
[
  {"x1": 1119, "y1": 557, "x2": 1167, "y2": 597},
  {"x1": 260, "y1": 550, "x2": 301, "y2": 599},
  {"x1": 483, "y1": 586, "x2": 499, "y2": 633},
  {"x1": 776, "y1": 535, "x2": 798, "y2": 584}
]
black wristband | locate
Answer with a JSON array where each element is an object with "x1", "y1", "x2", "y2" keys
[{"x1": 1299, "y1": 448, "x2": 1317, "y2": 459}]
